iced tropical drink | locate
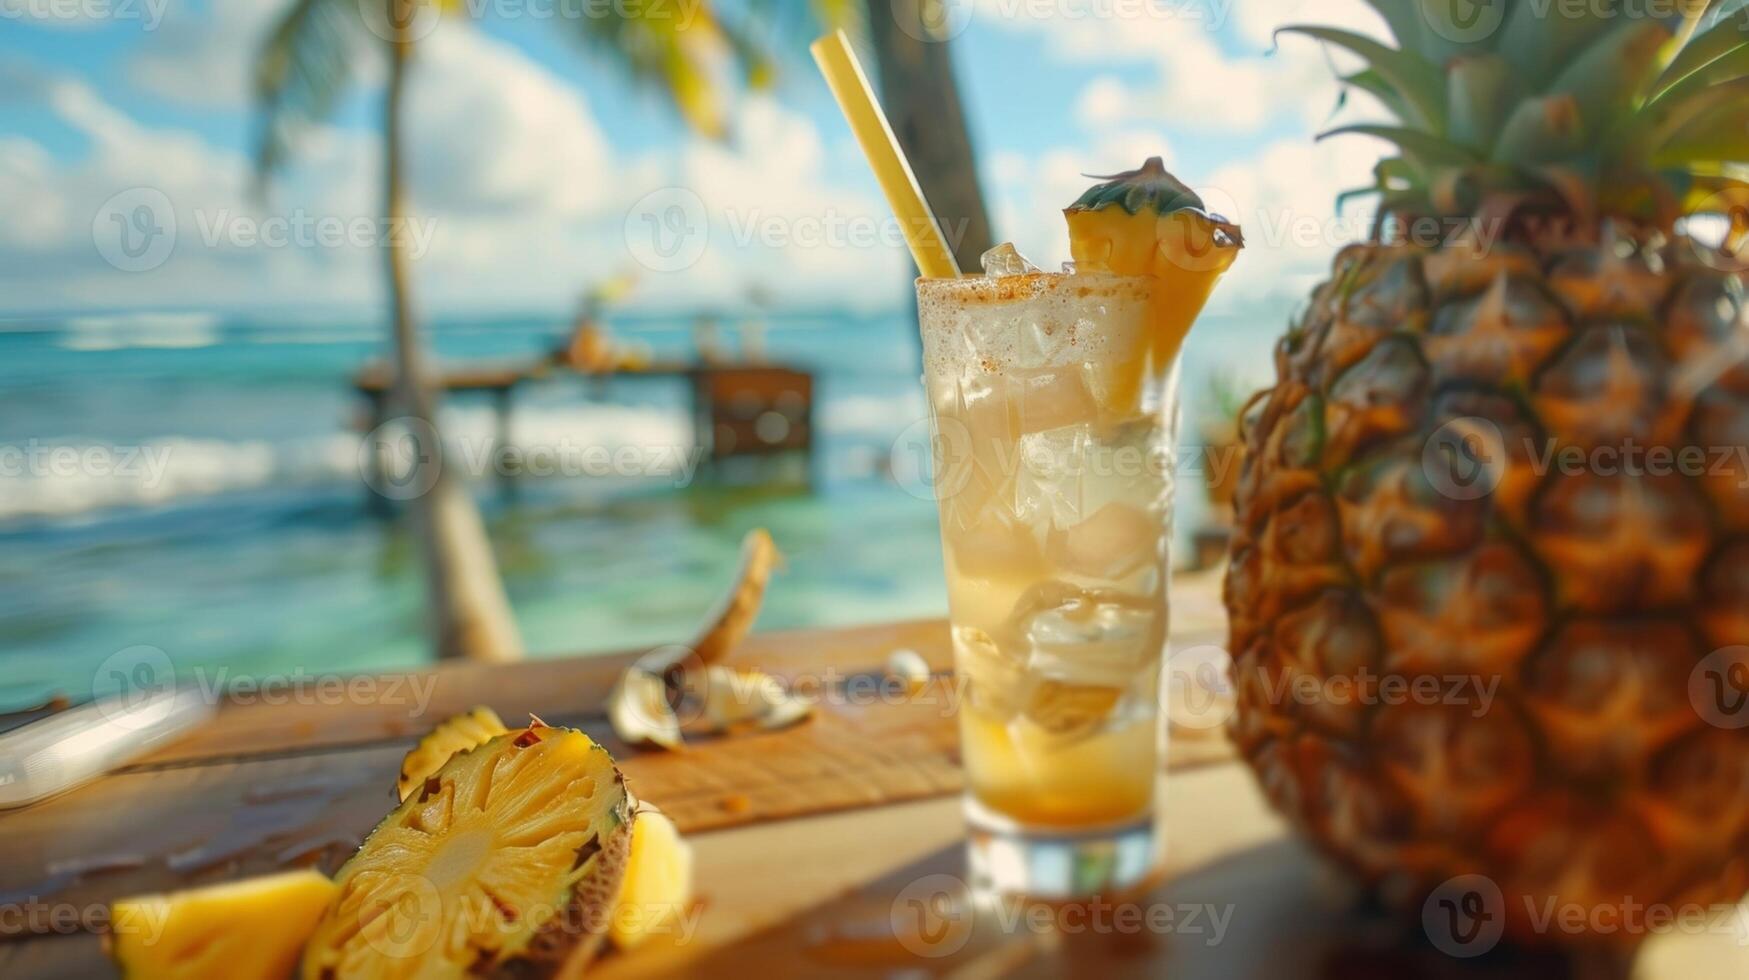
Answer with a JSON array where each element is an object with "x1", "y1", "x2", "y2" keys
[
  {"x1": 918, "y1": 270, "x2": 1177, "y2": 891},
  {"x1": 912, "y1": 159, "x2": 1241, "y2": 897}
]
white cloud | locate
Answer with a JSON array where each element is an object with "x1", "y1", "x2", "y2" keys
[
  {"x1": 977, "y1": 0, "x2": 1387, "y2": 135},
  {"x1": 129, "y1": 0, "x2": 295, "y2": 107},
  {"x1": 0, "y1": 21, "x2": 918, "y2": 316}
]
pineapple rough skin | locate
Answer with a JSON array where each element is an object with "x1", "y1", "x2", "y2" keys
[{"x1": 1225, "y1": 227, "x2": 1749, "y2": 947}]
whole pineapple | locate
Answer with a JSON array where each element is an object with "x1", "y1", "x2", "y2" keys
[{"x1": 1226, "y1": 0, "x2": 1749, "y2": 948}]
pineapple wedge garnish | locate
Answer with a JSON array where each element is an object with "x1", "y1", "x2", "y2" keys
[
  {"x1": 108, "y1": 870, "x2": 336, "y2": 980},
  {"x1": 1065, "y1": 156, "x2": 1243, "y2": 370}
]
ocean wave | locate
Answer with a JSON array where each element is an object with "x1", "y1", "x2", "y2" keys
[
  {"x1": 59, "y1": 312, "x2": 224, "y2": 351},
  {"x1": 0, "y1": 403, "x2": 694, "y2": 522}
]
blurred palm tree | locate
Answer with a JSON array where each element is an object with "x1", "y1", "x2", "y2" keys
[
  {"x1": 253, "y1": 0, "x2": 769, "y2": 662},
  {"x1": 251, "y1": 0, "x2": 987, "y2": 663},
  {"x1": 859, "y1": 0, "x2": 994, "y2": 272}
]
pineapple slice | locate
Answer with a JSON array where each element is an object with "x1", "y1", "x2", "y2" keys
[
  {"x1": 609, "y1": 804, "x2": 695, "y2": 950},
  {"x1": 303, "y1": 725, "x2": 632, "y2": 979},
  {"x1": 1065, "y1": 157, "x2": 1243, "y2": 371},
  {"x1": 396, "y1": 706, "x2": 508, "y2": 802},
  {"x1": 108, "y1": 870, "x2": 336, "y2": 980}
]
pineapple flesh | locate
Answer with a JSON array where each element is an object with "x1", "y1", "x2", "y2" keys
[
  {"x1": 1229, "y1": 1, "x2": 1749, "y2": 948},
  {"x1": 396, "y1": 706, "x2": 508, "y2": 802},
  {"x1": 109, "y1": 870, "x2": 337, "y2": 980},
  {"x1": 302, "y1": 725, "x2": 632, "y2": 978}
]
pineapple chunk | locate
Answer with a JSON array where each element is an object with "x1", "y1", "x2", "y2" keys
[
  {"x1": 305, "y1": 725, "x2": 632, "y2": 978},
  {"x1": 109, "y1": 870, "x2": 336, "y2": 980},
  {"x1": 396, "y1": 705, "x2": 508, "y2": 801},
  {"x1": 1064, "y1": 157, "x2": 1243, "y2": 369},
  {"x1": 610, "y1": 805, "x2": 695, "y2": 950}
]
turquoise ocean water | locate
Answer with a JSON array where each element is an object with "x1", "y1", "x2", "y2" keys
[{"x1": 0, "y1": 308, "x2": 1273, "y2": 709}]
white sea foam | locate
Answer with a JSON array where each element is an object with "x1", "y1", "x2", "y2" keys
[
  {"x1": 0, "y1": 403, "x2": 694, "y2": 522},
  {"x1": 58, "y1": 312, "x2": 224, "y2": 351}
]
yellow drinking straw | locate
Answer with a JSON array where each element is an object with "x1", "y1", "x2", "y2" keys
[{"x1": 810, "y1": 30, "x2": 962, "y2": 279}]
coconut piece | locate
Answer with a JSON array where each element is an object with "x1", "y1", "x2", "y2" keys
[
  {"x1": 886, "y1": 648, "x2": 931, "y2": 694},
  {"x1": 688, "y1": 528, "x2": 780, "y2": 665},
  {"x1": 609, "y1": 668, "x2": 684, "y2": 751}
]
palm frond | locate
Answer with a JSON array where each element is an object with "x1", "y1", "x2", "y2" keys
[{"x1": 254, "y1": 0, "x2": 363, "y2": 192}]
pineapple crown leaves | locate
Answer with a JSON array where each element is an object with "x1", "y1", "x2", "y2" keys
[
  {"x1": 1279, "y1": 0, "x2": 1749, "y2": 236},
  {"x1": 1067, "y1": 157, "x2": 1247, "y2": 246}
]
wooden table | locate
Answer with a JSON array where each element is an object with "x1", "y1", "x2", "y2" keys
[{"x1": 3, "y1": 574, "x2": 1744, "y2": 978}]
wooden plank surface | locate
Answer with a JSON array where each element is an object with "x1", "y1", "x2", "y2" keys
[{"x1": 0, "y1": 573, "x2": 1243, "y2": 975}]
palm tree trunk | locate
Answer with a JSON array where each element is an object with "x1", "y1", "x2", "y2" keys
[
  {"x1": 383, "y1": 30, "x2": 525, "y2": 663},
  {"x1": 862, "y1": 8, "x2": 994, "y2": 273}
]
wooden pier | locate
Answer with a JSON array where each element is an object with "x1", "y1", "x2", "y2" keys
[{"x1": 351, "y1": 358, "x2": 816, "y2": 483}]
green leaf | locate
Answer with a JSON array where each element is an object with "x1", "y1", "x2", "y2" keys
[
  {"x1": 1278, "y1": 25, "x2": 1447, "y2": 132},
  {"x1": 254, "y1": 0, "x2": 358, "y2": 185},
  {"x1": 1655, "y1": 5, "x2": 1749, "y2": 96},
  {"x1": 1341, "y1": 68, "x2": 1412, "y2": 121},
  {"x1": 1413, "y1": 0, "x2": 1504, "y2": 65},
  {"x1": 1359, "y1": 0, "x2": 1424, "y2": 51},
  {"x1": 1639, "y1": 76, "x2": 1749, "y2": 157},
  {"x1": 1318, "y1": 124, "x2": 1483, "y2": 168},
  {"x1": 1653, "y1": 91, "x2": 1749, "y2": 166},
  {"x1": 1446, "y1": 54, "x2": 1511, "y2": 151},
  {"x1": 1494, "y1": 95, "x2": 1585, "y2": 165},
  {"x1": 1494, "y1": 0, "x2": 1622, "y2": 92},
  {"x1": 1543, "y1": 20, "x2": 1675, "y2": 132}
]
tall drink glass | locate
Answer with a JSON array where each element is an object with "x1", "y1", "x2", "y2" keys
[{"x1": 916, "y1": 270, "x2": 1179, "y2": 899}]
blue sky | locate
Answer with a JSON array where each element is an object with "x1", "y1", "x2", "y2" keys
[{"x1": 0, "y1": 0, "x2": 1390, "y2": 318}]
